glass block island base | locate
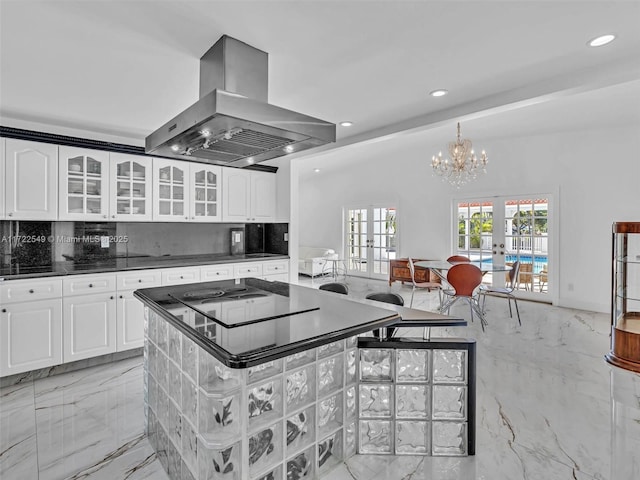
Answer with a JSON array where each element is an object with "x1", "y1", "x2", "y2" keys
[{"x1": 143, "y1": 309, "x2": 476, "y2": 480}]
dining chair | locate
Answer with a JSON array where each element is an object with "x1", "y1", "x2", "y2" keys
[
  {"x1": 518, "y1": 263, "x2": 534, "y2": 291},
  {"x1": 407, "y1": 257, "x2": 442, "y2": 309},
  {"x1": 538, "y1": 268, "x2": 548, "y2": 292},
  {"x1": 479, "y1": 260, "x2": 521, "y2": 325},
  {"x1": 365, "y1": 292, "x2": 404, "y2": 339},
  {"x1": 446, "y1": 255, "x2": 471, "y2": 263},
  {"x1": 441, "y1": 263, "x2": 486, "y2": 330},
  {"x1": 318, "y1": 282, "x2": 349, "y2": 295}
]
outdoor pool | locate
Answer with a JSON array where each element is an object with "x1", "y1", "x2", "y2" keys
[{"x1": 475, "y1": 255, "x2": 548, "y2": 273}]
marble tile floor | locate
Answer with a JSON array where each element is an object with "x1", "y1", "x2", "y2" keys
[{"x1": 1, "y1": 275, "x2": 639, "y2": 480}]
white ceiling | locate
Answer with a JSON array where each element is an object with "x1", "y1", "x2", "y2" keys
[{"x1": 1, "y1": 0, "x2": 639, "y2": 158}]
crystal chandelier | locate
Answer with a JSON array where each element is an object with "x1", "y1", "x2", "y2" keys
[{"x1": 431, "y1": 122, "x2": 488, "y2": 187}]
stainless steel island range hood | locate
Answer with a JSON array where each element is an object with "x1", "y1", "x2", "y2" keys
[{"x1": 145, "y1": 35, "x2": 336, "y2": 167}]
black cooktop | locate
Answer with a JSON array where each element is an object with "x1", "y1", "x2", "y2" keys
[{"x1": 167, "y1": 280, "x2": 320, "y2": 328}]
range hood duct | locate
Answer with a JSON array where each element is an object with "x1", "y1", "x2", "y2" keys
[{"x1": 145, "y1": 35, "x2": 336, "y2": 167}]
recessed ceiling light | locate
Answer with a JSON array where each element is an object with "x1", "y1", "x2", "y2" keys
[
  {"x1": 171, "y1": 145, "x2": 180, "y2": 152},
  {"x1": 284, "y1": 145, "x2": 294, "y2": 153},
  {"x1": 200, "y1": 129, "x2": 211, "y2": 137},
  {"x1": 314, "y1": 168, "x2": 321, "y2": 173},
  {"x1": 429, "y1": 89, "x2": 448, "y2": 97},
  {"x1": 588, "y1": 34, "x2": 616, "y2": 47},
  {"x1": 340, "y1": 121, "x2": 353, "y2": 127},
  {"x1": 246, "y1": 157, "x2": 255, "y2": 164}
]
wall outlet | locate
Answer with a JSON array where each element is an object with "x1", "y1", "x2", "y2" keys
[{"x1": 284, "y1": 233, "x2": 289, "y2": 242}]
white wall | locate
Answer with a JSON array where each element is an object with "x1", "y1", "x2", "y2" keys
[{"x1": 297, "y1": 125, "x2": 640, "y2": 313}]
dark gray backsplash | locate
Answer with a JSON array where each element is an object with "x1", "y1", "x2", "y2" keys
[
  {"x1": 0, "y1": 221, "x2": 288, "y2": 267},
  {"x1": 245, "y1": 223, "x2": 289, "y2": 255}
]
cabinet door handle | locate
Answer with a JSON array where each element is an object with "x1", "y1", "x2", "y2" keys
[
  {"x1": 110, "y1": 296, "x2": 114, "y2": 300},
  {"x1": 8, "y1": 213, "x2": 13, "y2": 217},
  {"x1": 138, "y1": 279, "x2": 142, "y2": 283},
  {"x1": 180, "y1": 275, "x2": 184, "y2": 279},
  {"x1": 29, "y1": 289, "x2": 34, "y2": 293},
  {"x1": 89, "y1": 284, "x2": 93, "y2": 288},
  {"x1": 112, "y1": 215, "x2": 116, "y2": 219},
  {"x1": 103, "y1": 215, "x2": 107, "y2": 219},
  {"x1": 1, "y1": 309, "x2": 6, "y2": 313},
  {"x1": 119, "y1": 295, "x2": 123, "y2": 299}
]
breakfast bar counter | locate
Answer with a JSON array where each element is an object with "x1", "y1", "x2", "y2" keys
[{"x1": 135, "y1": 279, "x2": 475, "y2": 480}]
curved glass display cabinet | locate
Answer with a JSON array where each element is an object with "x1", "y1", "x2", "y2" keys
[{"x1": 606, "y1": 222, "x2": 640, "y2": 372}]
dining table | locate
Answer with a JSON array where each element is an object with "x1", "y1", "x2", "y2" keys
[
  {"x1": 415, "y1": 260, "x2": 512, "y2": 283},
  {"x1": 415, "y1": 260, "x2": 513, "y2": 319}
]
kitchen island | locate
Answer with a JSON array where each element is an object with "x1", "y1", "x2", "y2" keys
[{"x1": 135, "y1": 278, "x2": 475, "y2": 480}]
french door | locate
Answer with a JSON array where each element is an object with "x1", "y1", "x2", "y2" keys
[
  {"x1": 455, "y1": 195, "x2": 552, "y2": 301},
  {"x1": 345, "y1": 205, "x2": 397, "y2": 280}
]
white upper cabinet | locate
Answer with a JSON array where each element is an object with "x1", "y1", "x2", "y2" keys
[
  {"x1": 109, "y1": 153, "x2": 153, "y2": 221},
  {"x1": 0, "y1": 138, "x2": 5, "y2": 219},
  {"x1": 222, "y1": 168, "x2": 250, "y2": 222},
  {"x1": 250, "y1": 171, "x2": 276, "y2": 222},
  {"x1": 152, "y1": 158, "x2": 190, "y2": 222},
  {"x1": 58, "y1": 146, "x2": 110, "y2": 220},
  {"x1": 222, "y1": 169, "x2": 275, "y2": 222},
  {"x1": 5, "y1": 139, "x2": 58, "y2": 220},
  {"x1": 189, "y1": 163, "x2": 222, "y2": 222}
]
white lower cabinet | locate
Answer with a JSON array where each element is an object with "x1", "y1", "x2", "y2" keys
[
  {"x1": 261, "y1": 260, "x2": 289, "y2": 282},
  {"x1": 0, "y1": 260, "x2": 290, "y2": 376},
  {"x1": 63, "y1": 293, "x2": 117, "y2": 362},
  {"x1": 201, "y1": 263, "x2": 234, "y2": 281},
  {"x1": 0, "y1": 299, "x2": 63, "y2": 376},
  {"x1": 161, "y1": 267, "x2": 201, "y2": 285},
  {"x1": 115, "y1": 270, "x2": 162, "y2": 352},
  {"x1": 234, "y1": 262, "x2": 263, "y2": 279},
  {"x1": 116, "y1": 291, "x2": 146, "y2": 351}
]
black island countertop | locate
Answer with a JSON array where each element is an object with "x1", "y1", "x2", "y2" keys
[
  {"x1": 134, "y1": 277, "x2": 466, "y2": 368},
  {"x1": 0, "y1": 253, "x2": 288, "y2": 280}
]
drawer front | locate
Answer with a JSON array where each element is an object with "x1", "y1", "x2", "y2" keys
[
  {"x1": 161, "y1": 267, "x2": 201, "y2": 285},
  {"x1": 117, "y1": 270, "x2": 163, "y2": 291},
  {"x1": 63, "y1": 274, "x2": 117, "y2": 296},
  {"x1": 262, "y1": 261, "x2": 289, "y2": 276},
  {"x1": 1, "y1": 278, "x2": 63, "y2": 303},
  {"x1": 201, "y1": 264, "x2": 234, "y2": 281},
  {"x1": 233, "y1": 262, "x2": 263, "y2": 278}
]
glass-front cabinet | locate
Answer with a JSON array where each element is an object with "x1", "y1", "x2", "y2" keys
[
  {"x1": 58, "y1": 146, "x2": 109, "y2": 220},
  {"x1": 190, "y1": 164, "x2": 221, "y2": 222},
  {"x1": 152, "y1": 158, "x2": 188, "y2": 222},
  {"x1": 109, "y1": 153, "x2": 152, "y2": 221},
  {"x1": 606, "y1": 222, "x2": 640, "y2": 373},
  {"x1": 152, "y1": 158, "x2": 221, "y2": 222}
]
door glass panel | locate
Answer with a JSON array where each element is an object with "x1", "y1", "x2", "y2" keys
[
  {"x1": 133, "y1": 199, "x2": 145, "y2": 214},
  {"x1": 207, "y1": 171, "x2": 216, "y2": 185},
  {"x1": 132, "y1": 162, "x2": 145, "y2": 180},
  {"x1": 173, "y1": 202, "x2": 184, "y2": 216},
  {"x1": 195, "y1": 170, "x2": 205, "y2": 185},
  {"x1": 133, "y1": 183, "x2": 145, "y2": 198},
  {"x1": 173, "y1": 167, "x2": 184, "y2": 183},
  {"x1": 87, "y1": 157, "x2": 101, "y2": 175},
  {"x1": 174, "y1": 186, "x2": 184, "y2": 200},
  {"x1": 159, "y1": 167, "x2": 171, "y2": 182},
  {"x1": 456, "y1": 196, "x2": 550, "y2": 298},
  {"x1": 345, "y1": 206, "x2": 397, "y2": 279},
  {"x1": 68, "y1": 156, "x2": 83, "y2": 174}
]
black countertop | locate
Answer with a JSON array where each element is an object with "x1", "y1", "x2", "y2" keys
[
  {"x1": 134, "y1": 278, "x2": 466, "y2": 368},
  {"x1": 0, "y1": 253, "x2": 288, "y2": 280}
]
